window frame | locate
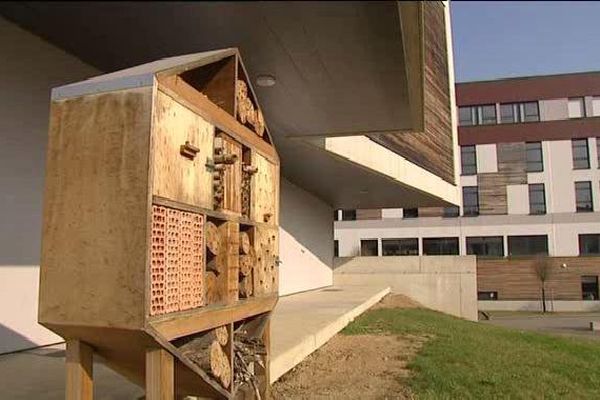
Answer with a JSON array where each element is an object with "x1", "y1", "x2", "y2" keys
[
  {"x1": 422, "y1": 237, "x2": 460, "y2": 256},
  {"x1": 526, "y1": 141, "x2": 544, "y2": 172},
  {"x1": 521, "y1": 101, "x2": 540, "y2": 122},
  {"x1": 462, "y1": 186, "x2": 479, "y2": 216},
  {"x1": 381, "y1": 238, "x2": 419, "y2": 256},
  {"x1": 568, "y1": 97, "x2": 586, "y2": 119},
  {"x1": 499, "y1": 103, "x2": 519, "y2": 124},
  {"x1": 334, "y1": 240, "x2": 339, "y2": 257},
  {"x1": 403, "y1": 208, "x2": 419, "y2": 219},
  {"x1": 442, "y1": 206, "x2": 460, "y2": 218},
  {"x1": 479, "y1": 104, "x2": 497, "y2": 125},
  {"x1": 581, "y1": 275, "x2": 599, "y2": 301},
  {"x1": 572, "y1": 138, "x2": 590, "y2": 170},
  {"x1": 466, "y1": 236, "x2": 505, "y2": 258},
  {"x1": 528, "y1": 183, "x2": 546, "y2": 215},
  {"x1": 341, "y1": 209, "x2": 357, "y2": 221},
  {"x1": 575, "y1": 181, "x2": 594, "y2": 212},
  {"x1": 458, "y1": 106, "x2": 476, "y2": 127},
  {"x1": 507, "y1": 235, "x2": 549, "y2": 256},
  {"x1": 579, "y1": 234, "x2": 600, "y2": 256},
  {"x1": 360, "y1": 239, "x2": 379, "y2": 256},
  {"x1": 460, "y1": 145, "x2": 477, "y2": 175}
]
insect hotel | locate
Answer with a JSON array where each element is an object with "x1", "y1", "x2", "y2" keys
[{"x1": 39, "y1": 48, "x2": 279, "y2": 399}]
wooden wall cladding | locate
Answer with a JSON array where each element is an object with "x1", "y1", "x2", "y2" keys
[
  {"x1": 478, "y1": 142, "x2": 527, "y2": 215},
  {"x1": 251, "y1": 152, "x2": 278, "y2": 225},
  {"x1": 369, "y1": 2, "x2": 454, "y2": 184},
  {"x1": 355, "y1": 209, "x2": 383, "y2": 220},
  {"x1": 253, "y1": 227, "x2": 279, "y2": 296},
  {"x1": 150, "y1": 205, "x2": 204, "y2": 316},
  {"x1": 152, "y1": 90, "x2": 215, "y2": 210},
  {"x1": 478, "y1": 257, "x2": 600, "y2": 301},
  {"x1": 418, "y1": 207, "x2": 444, "y2": 218}
]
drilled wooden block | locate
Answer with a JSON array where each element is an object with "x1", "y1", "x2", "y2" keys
[{"x1": 150, "y1": 206, "x2": 167, "y2": 316}]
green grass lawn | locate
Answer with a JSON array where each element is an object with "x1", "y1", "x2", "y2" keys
[{"x1": 343, "y1": 307, "x2": 600, "y2": 399}]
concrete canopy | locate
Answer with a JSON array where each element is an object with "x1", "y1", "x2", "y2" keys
[{"x1": 0, "y1": 1, "x2": 458, "y2": 208}]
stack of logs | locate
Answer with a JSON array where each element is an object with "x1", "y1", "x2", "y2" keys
[
  {"x1": 241, "y1": 163, "x2": 257, "y2": 217},
  {"x1": 236, "y1": 80, "x2": 265, "y2": 137},
  {"x1": 212, "y1": 136, "x2": 237, "y2": 209},
  {"x1": 233, "y1": 319, "x2": 268, "y2": 398},
  {"x1": 239, "y1": 231, "x2": 255, "y2": 299},
  {"x1": 179, "y1": 325, "x2": 232, "y2": 389},
  {"x1": 205, "y1": 221, "x2": 220, "y2": 304}
]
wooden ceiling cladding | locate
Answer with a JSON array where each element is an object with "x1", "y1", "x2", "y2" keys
[{"x1": 369, "y1": 1, "x2": 454, "y2": 185}]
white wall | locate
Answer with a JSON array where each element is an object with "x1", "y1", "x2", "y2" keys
[
  {"x1": 278, "y1": 179, "x2": 334, "y2": 295},
  {"x1": 476, "y1": 144, "x2": 497, "y2": 173},
  {"x1": 0, "y1": 16, "x2": 99, "y2": 353}
]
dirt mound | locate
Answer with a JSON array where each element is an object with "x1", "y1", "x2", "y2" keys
[
  {"x1": 371, "y1": 294, "x2": 423, "y2": 310},
  {"x1": 271, "y1": 334, "x2": 425, "y2": 399}
]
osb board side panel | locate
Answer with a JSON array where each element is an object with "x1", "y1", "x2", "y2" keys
[
  {"x1": 369, "y1": 1, "x2": 454, "y2": 184},
  {"x1": 251, "y1": 152, "x2": 277, "y2": 226},
  {"x1": 221, "y1": 134, "x2": 242, "y2": 214},
  {"x1": 40, "y1": 87, "x2": 152, "y2": 329},
  {"x1": 478, "y1": 257, "x2": 600, "y2": 301},
  {"x1": 152, "y1": 90, "x2": 214, "y2": 209}
]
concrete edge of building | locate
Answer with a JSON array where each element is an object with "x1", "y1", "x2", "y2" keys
[
  {"x1": 479, "y1": 300, "x2": 600, "y2": 312},
  {"x1": 333, "y1": 256, "x2": 478, "y2": 321},
  {"x1": 269, "y1": 286, "x2": 390, "y2": 383}
]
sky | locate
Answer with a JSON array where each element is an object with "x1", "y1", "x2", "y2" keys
[{"x1": 451, "y1": 1, "x2": 600, "y2": 82}]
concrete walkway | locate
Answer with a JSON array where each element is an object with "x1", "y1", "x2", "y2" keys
[{"x1": 0, "y1": 283, "x2": 389, "y2": 398}]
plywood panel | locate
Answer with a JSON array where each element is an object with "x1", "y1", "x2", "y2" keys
[
  {"x1": 251, "y1": 153, "x2": 278, "y2": 225},
  {"x1": 152, "y1": 90, "x2": 214, "y2": 209},
  {"x1": 40, "y1": 87, "x2": 152, "y2": 329},
  {"x1": 219, "y1": 133, "x2": 242, "y2": 214}
]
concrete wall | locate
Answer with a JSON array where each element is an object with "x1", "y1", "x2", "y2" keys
[
  {"x1": 333, "y1": 256, "x2": 478, "y2": 321},
  {"x1": 480, "y1": 300, "x2": 600, "y2": 312},
  {"x1": 0, "y1": 16, "x2": 99, "y2": 353},
  {"x1": 278, "y1": 179, "x2": 334, "y2": 295}
]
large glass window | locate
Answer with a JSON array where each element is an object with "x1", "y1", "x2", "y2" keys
[
  {"x1": 480, "y1": 104, "x2": 497, "y2": 125},
  {"x1": 462, "y1": 186, "x2": 479, "y2": 216},
  {"x1": 443, "y1": 206, "x2": 460, "y2": 218},
  {"x1": 507, "y1": 235, "x2": 548, "y2": 256},
  {"x1": 526, "y1": 142, "x2": 544, "y2": 172},
  {"x1": 597, "y1": 137, "x2": 600, "y2": 168},
  {"x1": 460, "y1": 145, "x2": 477, "y2": 175},
  {"x1": 568, "y1": 97, "x2": 585, "y2": 118},
  {"x1": 499, "y1": 103, "x2": 519, "y2": 124},
  {"x1": 360, "y1": 239, "x2": 378, "y2": 256},
  {"x1": 478, "y1": 291, "x2": 498, "y2": 301},
  {"x1": 575, "y1": 181, "x2": 593, "y2": 212},
  {"x1": 529, "y1": 184, "x2": 546, "y2": 215},
  {"x1": 422, "y1": 237, "x2": 459, "y2": 256},
  {"x1": 382, "y1": 238, "x2": 419, "y2": 256},
  {"x1": 466, "y1": 236, "x2": 504, "y2": 257},
  {"x1": 572, "y1": 139, "x2": 590, "y2": 169},
  {"x1": 581, "y1": 276, "x2": 599, "y2": 300},
  {"x1": 522, "y1": 101, "x2": 540, "y2": 122},
  {"x1": 458, "y1": 106, "x2": 476, "y2": 126},
  {"x1": 579, "y1": 234, "x2": 600, "y2": 255},
  {"x1": 341, "y1": 209, "x2": 357, "y2": 221},
  {"x1": 403, "y1": 208, "x2": 418, "y2": 219},
  {"x1": 334, "y1": 240, "x2": 339, "y2": 257}
]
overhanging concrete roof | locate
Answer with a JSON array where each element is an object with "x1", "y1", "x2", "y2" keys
[{"x1": 0, "y1": 1, "x2": 459, "y2": 208}]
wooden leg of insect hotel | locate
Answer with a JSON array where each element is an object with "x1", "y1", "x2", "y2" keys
[
  {"x1": 146, "y1": 348, "x2": 175, "y2": 400},
  {"x1": 66, "y1": 339, "x2": 94, "y2": 400}
]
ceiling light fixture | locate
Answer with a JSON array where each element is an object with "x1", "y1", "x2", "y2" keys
[{"x1": 256, "y1": 75, "x2": 276, "y2": 87}]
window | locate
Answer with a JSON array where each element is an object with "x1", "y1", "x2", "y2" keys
[
  {"x1": 507, "y1": 235, "x2": 548, "y2": 256},
  {"x1": 572, "y1": 138, "x2": 590, "y2": 169},
  {"x1": 499, "y1": 103, "x2": 519, "y2": 124},
  {"x1": 581, "y1": 276, "x2": 599, "y2": 301},
  {"x1": 593, "y1": 97, "x2": 600, "y2": 117},
  {"x1": 521, "y1": 101, "x2": 540, "y2": 122},
  {"x1": 443, "y1": 206, "x2": 460, "y2": 218},
  {"x1": 597, "y1": 138, "x2": 600, "y2": 168},
  {"x1": 526, "y1": 142, "x2": 543, "y2": 172},
  {"x1": 403, "y1": 208, "x2": 418, "y2": 219},
  {"x1": 458, "y1": 106, "x2": 476, "y2": 126},
  {"x1": 478, "y1": 291, "x2": 498, "y2": 301},
  {"x1": 568, "y1": 97, "x2": 585, "y2": 119},
  {"x1": 462, "y1": 186, "x2": 479, "y2": 216},
  {"x1": 575, "y1": 181, "x2": 593, "y2": 212},
  {"x1": 579, "y1": 234, "x2": 600, "y2": 255},
  {"x1": 360, "y1": 239, "x2": 378, "y2": 256},
  {"x1": 460, "y1": 145, "x2": 477, "y2": 175},
  {"x1": 422, "y1": 237, "x2": 459, "y2": 255},
  {"x1": 334, "y1": 240, "x2": 339, "y2": 257},
  {"x1": 341, "y1": 209, "x2": 356, "y2": 221},
  {"x1": 466, "y1": 236, "x2": 504, "y2": 257},
  {"x1": 480, "y1": 104, "x2": 497, "y2": 125},
  {"x1": 382, "y1": 238, "x2": 419, "y2": 256},
  {"x1": 528, "y1": 184, "x2": 546, "y2": 215}
]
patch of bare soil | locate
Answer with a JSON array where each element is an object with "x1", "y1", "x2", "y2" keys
[
  {"x1": 271, "y1": 333, "x2": 426, "y2": 400},
  {"x1": 371, "y1": 294, "x2": 423, "y2": 310}
]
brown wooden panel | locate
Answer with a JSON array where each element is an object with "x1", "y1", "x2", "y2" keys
[
  {"x1": 478, "y1": 257, "x2": 600, "y2": 301},
  {"x1": 356, "y1": 209, "x2": 382, "y2": 220},
  {"x1": 251, "y1": 152, "x2": 278, "y2": 225},
  {"x1": 219, "y1": 133, "x2": 243, "y2": 214},
  {"x1": 369, "y1": 2, "x2": 454, "y2": 184},
  {"x1": 418, "y1": 207, "x2": 444, "y2": 218}
]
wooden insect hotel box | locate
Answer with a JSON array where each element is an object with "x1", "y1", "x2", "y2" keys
[{"x1": 39, "y1": 48, "x2": 280, "y2": 399}]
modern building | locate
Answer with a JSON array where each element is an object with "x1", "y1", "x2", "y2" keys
[
  {"x1": 0, "y1": 1, "x2": 461, "y2": 356},
  {"x1": 336, "y1": 71, "x2": 600, "y2": 311}
]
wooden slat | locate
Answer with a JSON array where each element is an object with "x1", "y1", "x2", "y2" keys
[
  {"x1": 66, "y1": 340, "x2": 93, "y2": 400},
  {"x1": 150, "y1": 295, "x2": 278, "y2": 341},
  {"x1": 157, "y1": 76, "x2": 279, "y2": 164},
  {"x1": 146, "y1": 348, "x2": 174, "y2": 400},
  {"x1": 355, "y1": 209, "x2": 382, "y2": 220},
  {"x1": 251, "y1": 152, "x2": 278, "y2": 225},
  {"x1": 219, "y1": 134, "x2": 243, "y2": 214}
]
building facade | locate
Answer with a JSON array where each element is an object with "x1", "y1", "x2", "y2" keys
[{"x1": 336, "y1": 71, "x2": 600, "y2": 310}]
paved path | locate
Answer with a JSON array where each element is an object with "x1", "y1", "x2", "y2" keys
[
  {"x1": 0, "y1": 283, "x2": 390, "y2": 398},
  {"x1": 483, "y1": 312, "x2": 600, "y2": 340}
]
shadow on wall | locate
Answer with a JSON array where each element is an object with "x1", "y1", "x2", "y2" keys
[
  {"x1": 279, "y1": 178, "x2": 334, "y2": 269},
  {"x1": 0, "y1": 323, "x2": 38, "y2": 355}
]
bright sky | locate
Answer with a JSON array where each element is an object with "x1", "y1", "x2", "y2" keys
[{"x1": 451, "y1": 1, "x2": 600, "y2": 82}]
